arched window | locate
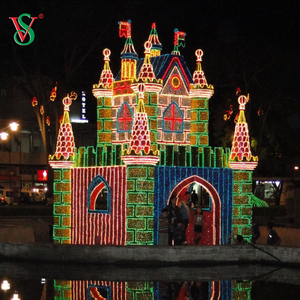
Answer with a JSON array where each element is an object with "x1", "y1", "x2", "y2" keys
[
  {"x1": 117, "y1": 102, "x2": 133, "y2": 132},
  {"x1": 88, "y1": 284, "x2": 110, "y2": 299},
  {"x1": 87, "y1": 175, "x2": 111, "y2": 213},
  {"x1": 162, "y1": 102, "x2": 184, "y2": 133}
]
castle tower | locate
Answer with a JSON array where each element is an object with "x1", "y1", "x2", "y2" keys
[
  {"x1": 230, "y1": 94, "x2": 258, "y2": 170},
  {"x1": 92, "y1": 49, "x2": 114, "y2": 165},
  {"x1": 230, "y1": 94, "x2": 258, "y2": 243},
  {"x1": 131, "y1": 41, "x2": 163, "y2": 154},
  {"x1": 119, "y1": 20, "x2": 138, "y2": 81},
  {"x1": 122, "y1": 83, "x2": 159, "y2": 165},
  {"x1": 148, "y1": 23, "x2": 162, "y2": 57},
  {"x1": 122, "y1": 83, "x2": 159, "y2": 245},
  {"x1": 49, "y1": 92, "x2": 77, "y2": 244},
  {"x1": 189, "y1": 49, "x2": 214, "y2": 148},
  {"x1": 49, "y1": 92, "x2": 76, "y2": 166}
]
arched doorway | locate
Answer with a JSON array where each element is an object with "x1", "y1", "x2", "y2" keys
[{"x1": 166, "y1": 175, "x2": 221, "y2": 245}]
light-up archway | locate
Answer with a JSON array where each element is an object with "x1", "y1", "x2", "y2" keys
[{"x1": 167, "y1": 175, "x2": 221, "y2": 245}]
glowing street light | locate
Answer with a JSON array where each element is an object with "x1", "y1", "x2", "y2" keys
[
  {"x1": 9, "y1": 122, "x2": 19, "y2": 132},
  {"x1": 11, "y1": 292, "x2": 21, "y2": 300},
  {"x1": 1, "y1": 279, "x2": 10, "y2": 291},
  {"x1": 0, "y1": 132, "x2": 9, "y2": 141}
]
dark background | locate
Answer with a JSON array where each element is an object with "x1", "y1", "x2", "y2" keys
[{"x1": 1, "y1": 1, "x2": 299, "y2": 176}]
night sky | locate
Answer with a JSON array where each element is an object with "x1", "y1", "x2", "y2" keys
[
  {"x1": 1, "y1": 1, "x2": 299, "y2": 175},
  {"x1": 2, "y1": 1, "x2": 298, "y2": 88}
]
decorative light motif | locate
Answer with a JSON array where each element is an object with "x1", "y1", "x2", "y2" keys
[
  {"x1": 46, "y1": 116, "x2": 50, "y2": 126},
  {"x1": 119, "y1": 20, "x2": 132, "y2": 38},
  {"x1": 230, "y1": 95, "x2": 258, "y2": 170},
  {"x1": 50, "y1": 82, "x2": 57, "y2": 101},
  {"x1": 224, "y1": 104, "x2": 233, "y2": 121},
  {"x1": 31, "y1": 96, "x2": 38, "y2": 107},
  {"x1": 51, "y1": 21, "x2": 257, "y2": 248},
  {"x1": 40, "y1": 105, "x2": 44, "y2": 115},
  {"x1": 171, "y1": 28, "x2": 186, "y2": 55}
]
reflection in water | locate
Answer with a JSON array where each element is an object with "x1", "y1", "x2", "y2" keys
[
  {"x1": 1, "y1": 277, "x2": 300, "y2": 299},
  {"x1": 53, "y1": 280, "x2": 300, "y2": 300},
  {"x1": 54, "y1": 280, "x2": 226, "y2": 300}
]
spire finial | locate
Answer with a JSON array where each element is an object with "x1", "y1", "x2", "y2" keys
[
  {"x1": 103, "y1": 48, "x2": 111, "y2": 62},
  {"x1": 144, "y1": 41, "x2": 152, "y2": 55},
  {"x1": 63, "y1": 91, "x2": 77, "y2": 112},
  {"x1": 195, "y1": 49, "x2": 203, "y2": 62}
]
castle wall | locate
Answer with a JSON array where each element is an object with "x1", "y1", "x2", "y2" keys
[
  {"x1": 53, "y1": 168, "x2": 72, "y2": 244},
  {"x1": 232, "y1": 170, "x2": 253, "y2": 241},
  {"x1": 126, "y1": 165, "x2": 156, "y2": 245},
  {"x1": 71, "y1": 166, "x2": 127, "y2": 245}
]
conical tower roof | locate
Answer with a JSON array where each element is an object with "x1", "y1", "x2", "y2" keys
[
  {"x1": 230, "y1": 95, "x2": 258, "y2": 170},
  {"x1": 138, "y1": 41, "x2": 157, "y2": 81},
  {"x1": 190, "y1": 49, "x2": 214, "y2": 90},
  {"x1": 122, "y1": 84, "x2": 159, "y2": 165},
  {"x1": 49, "y1": 92, "x2": 77, "y2": 168},
  {"x1": 148, "y1": 23, "x2": 162, "y2": 56},
  {"x1": 98, "y1": 48, "x2": 114, "y2": 88}
]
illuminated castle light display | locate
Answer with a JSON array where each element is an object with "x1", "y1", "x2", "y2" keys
[
  {"x1": 49, "y1": 20, "x2": 258, "y2": 300},
  {"x1": 49, "y1": 20, "x2": 258, "y2": 248}
]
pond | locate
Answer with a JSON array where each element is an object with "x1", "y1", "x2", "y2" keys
[{"x1": 1, "y1": 262, "x2": 300, "y2": 299}]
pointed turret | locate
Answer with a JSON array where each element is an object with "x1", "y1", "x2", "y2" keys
[
  {"x1": 148, "y1": 23, "x2": 162, "y2": 57},
  {"x1": 138, "y1": 41, "x2": 157, "y2": 81},
  {"x1": 193, "y1": 49, "x2": 208, "y2": 87},
  {"x1": 119, "y1": 20, "x2": 138, "y2": 80},
  {"x1": 190, "y1": 49, "x2": 214, "y2": 98},
  {"x1": 131, "y1": 41, "x2": 163, "y2": 93},
  {"x1": 230, "y1": 95, "x2": 258, "y2": 170},
  {"x1": 93, "y1": 48, "x2": 114, "y2": 98},
  {"x1": 49, "y1": 92, "x2": 77, "y2": 168},
  {"x1": 122, "y1": 84, "x2": 159, "y2": 165},
  {"x1": 98, "y1": 48, "x2": 114, "y2": 88}
]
